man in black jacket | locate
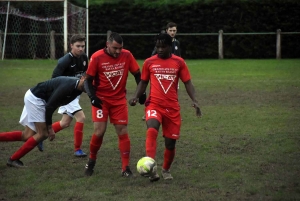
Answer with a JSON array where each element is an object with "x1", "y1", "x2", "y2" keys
[{"x1": 0, "y1": 76, "x2": 86, "y2": 168}]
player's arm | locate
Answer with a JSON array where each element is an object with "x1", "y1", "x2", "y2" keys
[
  {"x1": 132, "y1": 70, "x2": 147, "y2": 104},
  {"x1": 183, "y1": 80, "x2": 201, "y2": 117},
  {"x1": 83, "y1": 74, "x2": 102, "y2": 108},
  {"x1": 44, "y1": 87, "x2": 66, "y2": 140},
  {"x1": 129, "y1": 80, "x2": 149, "y2": 106},
  {"x1": 52, "y1": 56, "x2": 69, "y2": 78}
]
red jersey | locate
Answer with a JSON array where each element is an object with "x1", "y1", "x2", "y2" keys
[
  {"x1": 142, "y1": 54, "x2": 191, "y2": 107},
  {"x1": 87, "y1": 48, "x2": 140, "y2": 100}
]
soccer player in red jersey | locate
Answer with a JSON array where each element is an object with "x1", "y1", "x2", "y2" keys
[
  {"x1": 83, "y1": 32, "x2": 146, "y2": 177},
  {"x1": 129, "y1": 33, "x2": 201, "y2": 182}
]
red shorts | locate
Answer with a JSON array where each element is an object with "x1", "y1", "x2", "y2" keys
[
  {"x1": 145, "y1": 104, "x2": 181, "y2": 139},
  {"x1": 92, "y1": 98, "x2": 128, "y2": 124}
]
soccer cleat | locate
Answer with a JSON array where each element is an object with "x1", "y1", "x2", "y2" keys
[
  {"x1": 84, "y1": 158, "x2": 96, "y2": 176},
  {"x1": 7, "y1": 158, "x2": 25, "y2": 168},
  {"x1": 74, "y1": 149, "x2": 87, "y2": 157},
  {"x1": 37, "y1": 141, "x2": 44, "y2": 152},
  {"x1": 149, "y1": 172, "x2": 160, "y2": 182},
  {"x1": 162, "y1": 169, "x2": 173, "y2": 180},
  {"x1": 121, "y1": 166, "x2": 133, "y2": 177}
]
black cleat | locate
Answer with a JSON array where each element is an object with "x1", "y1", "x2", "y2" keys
[
  {"x1": 122, "y1": 166, "x2": 133, "y2": 177},
  {"x1": 7, "y1": 158, "x2": 25, "y2": 168},
  {"x1": 84, "y1": 158, "x2": 96, "y2": 176},
  {"x1": 37, "y1": 141, "x2": 44, "y2": 152}
]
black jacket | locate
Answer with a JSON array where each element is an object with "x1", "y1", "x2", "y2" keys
[
  {"x1": 52, "y1": 52, "x2": 88, "y2": 78},
  {"x1": 30, "y1": 77, "x2": 82, "y2": 125}
]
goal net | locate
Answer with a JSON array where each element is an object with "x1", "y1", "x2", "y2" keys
[{"x1": 0, "y1": 1, "x2": 86, "y2": 59}]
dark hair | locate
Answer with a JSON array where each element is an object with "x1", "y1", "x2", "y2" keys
[
  {"x1": 108, "y1": 32, "x2": 123, "y2": 44},
  {"x1": 70, "y1": 34, "x2": 86, "y2": 44},
  {"x1": 166, "y1": 22, "x2": 177, "y2": 29},
  {"x1": 155, "y1": 33, "x2": 172, "y2": 46}
]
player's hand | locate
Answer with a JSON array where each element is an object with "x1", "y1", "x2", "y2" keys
[
  {"x1": 192, "y1": 102, "x2": 202, "y2": 117},
  {"x1": 138, "y1": 93, "x2": 147, "y2": 104},
  {"x1": 91, "y1": 96, "x2": 103, "y2": 109},
  {"x1": 48, "y1": 128, "x2": 56, "y2": 141},
  {"x1": 129, "y1": 98, "x2": 138, "y2": 106}
]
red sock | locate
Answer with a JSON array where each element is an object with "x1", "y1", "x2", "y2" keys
[
  {"x1": 74, "y1": 122, "x2": 84, "y2": 151},
  {"x1": 52, "y1": 121, "x2": 63, "y2": 133},
  {"x1": 10, "y1": 137, "x2": 38, "y2": 160},
  {"x1": 162, "y1": 148, "x2": 175, "y2": 170},
  {"x1": 0, "y1": 131, "x2": 23, "y2": 141},
  {"x1": 89, "y1": 134, "x2": 103, "y2": 160},
  {"x1": 118, "y1": 133, "x2": 130, "y2": 171},
  {"x1": 145, "y1": 128, "x2": 158, "y2": 159}
]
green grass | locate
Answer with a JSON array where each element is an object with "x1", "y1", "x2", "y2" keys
[{"x1": 0, "y1": 59, "x2": 300, "y2": 200}]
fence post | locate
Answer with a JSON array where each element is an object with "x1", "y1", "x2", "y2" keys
[
  {"x1": 107, "y1": 30, "x2": 112, "y2": 41},
  {"x1": 50, "y1": 30, "x2": 56, "y2": 59},
  {"x1": 0, "y1": 30, "x2": 2, "y2": 57},
  {"x1": 276, "y1": 29, "x2": 281, "y2": 59},
  {"x1": 218, "y1": 30, "x2": 224, "y2": 59}
]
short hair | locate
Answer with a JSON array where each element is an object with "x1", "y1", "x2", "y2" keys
[
  {"x1": 108, "y1": 32, "x2": 123, "y2": 44},
  {"x1": 70, "y1": 34, "x2": 86, "y2": 44},
  {"x1": 155, "y1": 33, "x2": 172, "y2": 47},
  {"x1": 166, "y1": 22, "x2": 177, "y2": 29}
]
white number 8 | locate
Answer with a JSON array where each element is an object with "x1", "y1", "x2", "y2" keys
[{"x1": 96, "y1": 109, "x2": 103, "y2": 119}]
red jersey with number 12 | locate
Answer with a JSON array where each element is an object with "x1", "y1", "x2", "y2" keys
[
  {"x1": 141, "y1": 54, "x2": 191, "y2": 107},
  {"x1": 87, "y1": 48, "x2": 140, "y2": 100}
]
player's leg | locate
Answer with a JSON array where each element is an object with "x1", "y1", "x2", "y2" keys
[
  {"x1": 144, "y1": 106, "x2": 162, "y2": 159},
  {"x1": 7, "y1": 124, "x2": 47, "y2": 168},
  {"x1": 111, "y1": 102, "x2": 133, "y2": 177},
  {"x1": 162, "y1": 137, "x2": 176, "y2": 180},
  {"x1": 73, "y1": 110, "x2": 87, "y2": 157},
  {"x1": 161, "y1": 107, "x2": 181, "y2": 180},
  {"x1": 145, "y1": 106, "x2": 162, "y2": 182},
  {"x1": 84, "y1": 104, "x2": 108, "y2": 176},
  {"x1": 0, "y1": 130, "x2": 23, "y2": 141}
]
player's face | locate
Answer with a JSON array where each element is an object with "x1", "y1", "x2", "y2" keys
[
  {"x1": 156, "y1": 41, "x2": 171, "y2": 59},
  {"x1": 106, "y1": 40, "x2": 123, "y2": 58},
  {"x1": 70, "y1": 41, "x2": 85, "y2": 57},
  {"x1": 166, "y1": 27, "x2": 177, "y2": 38}
]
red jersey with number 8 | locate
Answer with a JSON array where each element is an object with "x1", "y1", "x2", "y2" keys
[{"x1": 87, "y1": 48, "x2": 140, "y2": 101}]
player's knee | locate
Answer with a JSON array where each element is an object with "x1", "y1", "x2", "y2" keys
[
  {"x1": 60, "y1": 121, "x2": 71, "y2": 128},
  {"x1": 165, "y1": 138, "x2": 176, "y2": 150},
  {"x1": 22, "y1": 131, "x2": 34, "y2": 141},
  {"x1": 76, "y1": 115, "x2": 85, "y2": 123}
]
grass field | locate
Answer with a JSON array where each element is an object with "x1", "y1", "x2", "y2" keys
[{"x1": 0, "y1": 59, "x2": 299, "y2": 201}]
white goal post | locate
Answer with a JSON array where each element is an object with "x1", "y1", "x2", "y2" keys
[{"x1": 0, "y1": 0, "x2": 89, "y2": 60}]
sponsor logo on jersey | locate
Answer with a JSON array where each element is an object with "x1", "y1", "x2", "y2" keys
[
  {"x1": 71, "y1": 64, "x2": 76, "y2": 68},
  {"x1": 102, "y1": 62, "x2": 110, "y2": 65},
  {"x1": 103, "y1": 69, "x2": 124, "y2": 90},
  {"x1": 154, "y1": 74, "x2": 176, "y2": 94}
]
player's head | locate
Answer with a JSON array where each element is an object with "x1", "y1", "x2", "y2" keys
[
  {"x1": 106, "y1": 32, "x2": 123, "y2": 58},
  {"x1": 155, "y1": 33, "x2": 172, "y2": 59},
  {"x1": 69, "y1": 35, "x2": 86, "y2": 57},
  {"x1": 165, "y1": 22, "x2": 177, "y2": 38}
]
